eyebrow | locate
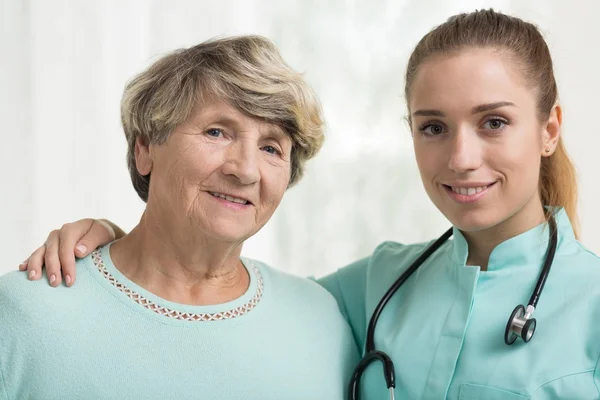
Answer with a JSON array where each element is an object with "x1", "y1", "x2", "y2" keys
[
  {"x1": 202, "y1": 114, "x2": 289, "y2": 141},
  {"x1": 412, "y1": 109, "x2": 446, "y2": 117},
  {"x1": 266, "y1": 132, "x2": 288, "y2": 146},
  {"x1": 411, "y1": 101, "x2": 516, "y2": 118},
  {"x1": 208, "y1": 115, "x2": 241, "y2": 129},
  {"x1": 471, "y1": 101, "x2": 516, "y2": 114}
]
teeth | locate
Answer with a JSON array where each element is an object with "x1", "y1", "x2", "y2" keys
[
  {"x1": 210, "y1": 192, "x2": 248, "y2": 204},
  {"x1": 451, "y1": 185, "x2": 488, "y2": 196}
]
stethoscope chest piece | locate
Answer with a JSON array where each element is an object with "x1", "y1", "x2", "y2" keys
[
  {"x1": 504, "y1": 217, "x2": 558, "y2": 346},
  {"x1": 505, "y1": 304, "x2": 537, "y2": 345}
]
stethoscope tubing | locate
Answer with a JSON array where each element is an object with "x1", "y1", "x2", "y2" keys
[{"x1": 348, "y1": 217, "x2": 558, "y2": 400}]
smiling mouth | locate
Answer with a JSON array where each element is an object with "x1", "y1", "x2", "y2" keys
[
  {"x1": 209, "y1": 192, "x2": 251, "y2": 205},
  {"x1": 442, "y1": 181, "x2": 497, "y2": 196},
  {"x1": 449, "y1": 185, "x2": 489, "y2": 196}
]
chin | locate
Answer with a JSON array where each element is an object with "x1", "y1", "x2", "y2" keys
[
  {"x1": 208, "y1": 227, "x2": 255, "y2": 243},
  {"x1": 195, "y1": 217, "x2": 256, "y2": 243},
  {"x1": 444, "y1": 209, "x2": 501, "y2": 233}
]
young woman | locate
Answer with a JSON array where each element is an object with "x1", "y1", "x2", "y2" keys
[{"x1": 16, "y1": 9, "x2": 600, "y2": 400}]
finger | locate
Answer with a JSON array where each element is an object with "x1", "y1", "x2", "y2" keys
[
  {"x1": 26, "y1": 245, "x2": 47, "y2": 281},
  {"x1": 58, "y1": 219, "x2": 96, "y2": 287},
  {"x1": 44, "y1": 230, "x2": 63, "y2": 287},
  {"x1": 18, "y1": 257, "x2": 29, "y2": 271},
  {"x1": 74, "y1": 219, "x2": 116, "y2": 258}
]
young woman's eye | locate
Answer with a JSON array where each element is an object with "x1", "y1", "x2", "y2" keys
[
  {"x1": 262, "y1": 145, "x2": 281, "y2": 155},
  {"x1": 419, "y1": 123, "x2": 447, "y2": 136},
  {"x1": 482, "y1": 118, "x2": 508, "y2": 130},
  {"x1": 205, "y1": 128, "x2": 223, "y2": 138}
]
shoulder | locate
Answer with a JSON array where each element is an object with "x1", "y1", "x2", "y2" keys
[
  {"x1": 0, "y1": 270, "x2": 57, "y2": 344},
  {"x1": 316, "y1": 239, "x2": 440, "y2": 306},
  {"x1": 320, "y1": 239, "x2": 437, "y2": 286},
  {"x1": 243, "y1": 257, "x2": 341, "y2": 311},
  {"x1": 556, "y1": 239, "x2": 600, "y2": 278},
  {"x1": 0, "y1": 270, "x2": 52, "y2": 311},
  {"x1": 0, "y1": 254, "x2": 95, "y2": 296},
  {"x1": 551, "y1": 241, "x2": 600, "y2": 306},
  {"x1": 314, "y1": 239, "x2": 441, "y2": 350},
  {"x1": 352, "y1": 239, "x2": 444, "y2": 288},
  {"x1": 570, "y1": 240, "x2": 600, "y2": 263},
  {"x1": 369, "y1": 239, "x2": 437, "y2": 268},
  {"x1": 0, "y1": 256, "x2": 95, "y2": 328}
]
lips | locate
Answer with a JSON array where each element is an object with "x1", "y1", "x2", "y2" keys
[
  {"x1": 442, "y1": 181, "x2": 497, "y2": 204},
  {"x1": 443, "y1": 181, "x2": 498, "y2": 195},
  {"x1": 449, "y1": 185, "x2": 489, "y2": 196},
  {"x1": 209, "y1": 192, "x2": 252, "y2": 205}
]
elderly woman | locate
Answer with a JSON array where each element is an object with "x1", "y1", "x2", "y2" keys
[{"x1": 0, "y1": 36, "x2": 358, "y2": 399}]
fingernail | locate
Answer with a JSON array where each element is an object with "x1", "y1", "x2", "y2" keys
[
  {"x1": 65, "y1": 275, "x2": 72, "y2": 286},
  {"x1": 49, "y1": 274, "x2": 56, "y2": 284},
  {"x1": 76, "y1": 244, "x2": 87, "y2": 254},
  {"x1": 28, "y1": 270, "x2": 36, "y2": 279}
]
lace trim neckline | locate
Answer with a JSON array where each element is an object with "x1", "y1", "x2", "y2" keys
[{"x1": 91, "y1": 249, "x2": 264, "y2": 321}]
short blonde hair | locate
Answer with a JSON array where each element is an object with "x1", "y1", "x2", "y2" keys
[{"x1": 121, "y1": 35, "x2": 325, "y2": 202}]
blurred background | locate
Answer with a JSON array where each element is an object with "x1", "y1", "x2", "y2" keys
[{"x1": 1, "y1": 0, "x2": 599, "y2": 277}]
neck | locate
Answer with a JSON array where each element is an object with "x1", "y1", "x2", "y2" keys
[
  {"x1": 462, "y1": 198, "x2": 546, "y2": 270},
  {"x1": 109, "y1": 210, "x2": 249, "y2": 306}
]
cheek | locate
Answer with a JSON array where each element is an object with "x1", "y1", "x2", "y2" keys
[
  {"x1": 260, "y1": 163, "x2": 290, "y2": 208},
  {"x1": 156, "y1": 147, "x2": 218, "y2": 199},
  {"x1": 414, "y1": 142, "x2": 444, "y2": 180},
  {"x1": 485, "y1": 138, "x2": 542, "y2": 204},
  {"x1": 177, "y1": 142, "x2": 221, "y2": 179},
  {"x1": 501, "y1": 150, "x2": 541, "y2": 190},
  {"x1": 151, "y1": 160, "x2": 189, "y2": 208},
  {"x1": 495, "y1": 128, "x2": 542, "y2": 176}
]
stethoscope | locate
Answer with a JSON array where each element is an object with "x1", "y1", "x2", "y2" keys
[{"x1": 348, "y1": 217, "x2": 558, "y2": 400}]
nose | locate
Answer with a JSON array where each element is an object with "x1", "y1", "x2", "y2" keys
[
  {"x1": 447, "y1": 128, "x2": 482, "y2": 173},
  {"x1": 221, "y1": 139, "x2": 260, "y2": 185}
]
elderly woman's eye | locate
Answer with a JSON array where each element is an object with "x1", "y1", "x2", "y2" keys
[
  {"x1": 206, "y1": 128, "x2": 223, "y2": 137},
  {"x1": 262, "y1": 145, "x2": 280, "y2": 155}
]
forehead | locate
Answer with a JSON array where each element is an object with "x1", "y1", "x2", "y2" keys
[{"x1": 409, "y1": 49, "x2": 534, "y2": 112}]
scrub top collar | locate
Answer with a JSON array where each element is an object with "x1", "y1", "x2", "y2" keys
[{"x1": 449, "y1": 207, "x2": 576, "y2": 271}]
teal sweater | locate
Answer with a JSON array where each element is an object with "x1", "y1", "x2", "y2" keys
[{"x1": 0, "y1": 244, "x2": 359, "y2": 399}]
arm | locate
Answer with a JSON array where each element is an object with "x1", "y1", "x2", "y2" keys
[
  {"x1": 317, "y1": 257, "x2": 370, "y2": 354},
  {"x1": 19, "y1": 218, "x2": 126, "y2": 287},
  {"x1": 98, "y1": 219, "x2": 127, "y2": 240}
]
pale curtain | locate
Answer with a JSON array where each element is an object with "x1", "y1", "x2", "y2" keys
[{"x1": 1, "y1": 0, "x2": 599, "y2": 277}]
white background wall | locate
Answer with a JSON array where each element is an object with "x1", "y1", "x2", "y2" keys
[{"x1": 1, "y1": 0, "x2": 599, "y2": 277}]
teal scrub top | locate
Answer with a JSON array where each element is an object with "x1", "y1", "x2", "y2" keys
[{"x1": 319, "y1": 208, "x2": 600, "y2": 399}]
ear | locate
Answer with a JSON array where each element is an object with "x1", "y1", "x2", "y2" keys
[
  {"x1": 541, "y1": 104, "x2": 562, "y2": 157},
  {"x1": 134, "y1": 136, "x2": 153, "y2": 175}
]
